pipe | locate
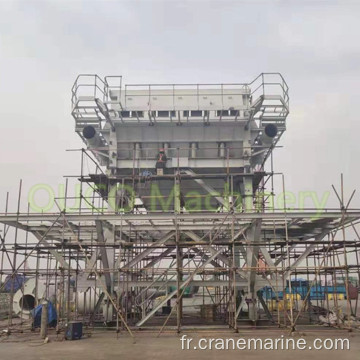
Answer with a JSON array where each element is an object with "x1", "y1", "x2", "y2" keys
[
  {"x1": 264, "y1": 124, "x2": 278, "y2": 138},
  {"x1": 82, "y1": 126, "x2": 108, "y2": 164},
  {"x1": 13, "y1": 277, "x2": 48, "y2": 318},
  {"x1": 219, "y1": 143, "x2": 225, "y2": 158},
  {"x1": 135, "y1": 143, "x2": 141, "y2": 159},
  {"x1": 260, "y1": 124, "x2": 278, "y2": 145},
  {"x1": 40, "y1": 302, "x2": 48, "y2": 339},
  {"x1": 77, "y1": 288, "x2": 100, "y2": 314},
  {"x1": 191, "y1": 143, "x2": 197, "y2": 158},
  {"x1": 163, "y1": 142, "x2": 169, "y2": 156}
]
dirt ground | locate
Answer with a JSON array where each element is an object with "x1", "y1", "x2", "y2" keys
[{"x1": 0, "y1": 328, "x2": 359, "y2": 360}]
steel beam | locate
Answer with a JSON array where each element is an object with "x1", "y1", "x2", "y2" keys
[
  {"x1": 121, "y1": 231, "x2": 175, "y2": 270},
  {"x1": 95, "y1": 220, "x2": 113, "y2": 292},
  {"x1": 136, "y1": 247, "x2": 224, "y2": 327},
  {"x1": 283, "y1": 233, "x2": 327, "y2": 279},
  {"x1": 1, "y1": 211, "x2": 359, "y2": 223}
]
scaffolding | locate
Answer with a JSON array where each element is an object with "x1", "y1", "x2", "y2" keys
[{"x1": 0, "y1": 74, "x2": 360, "y2": 338}]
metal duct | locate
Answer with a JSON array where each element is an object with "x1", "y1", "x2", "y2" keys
[
  {"x1": 13, "y1": 278, "x2": 48, "y2": 318},
  {"x1": 82, "y1": 126, "x2": 108, "y2": 164},
  {"x1": 82, "y1": 126, "x2": 103, "y2": 148},
  {"x1": 260, "y1": 124, "x2": 278, "y2": 145},
  {"x1": 77, "y1": 288, "x2": 100, "y2": 314}
]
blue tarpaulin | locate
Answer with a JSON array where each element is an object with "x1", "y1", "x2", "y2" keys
[
  {"x1": 31, "y1": 302, "x2": 57, "y2": 328},
  {"x1": 3, "y1": 275, "x2": 26, "y2": 292}
]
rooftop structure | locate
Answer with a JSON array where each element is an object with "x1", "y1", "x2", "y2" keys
[{"x1": 72, "y1": 73, "x2": 288, "y2": 212}]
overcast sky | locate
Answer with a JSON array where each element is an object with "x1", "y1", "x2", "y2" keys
[{"x1": 1, "y1": 0, "x2": 360, "y2": 213}]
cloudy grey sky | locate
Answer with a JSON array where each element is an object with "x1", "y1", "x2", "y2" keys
[{"x1": 1, "y1": 0, "x2": 360, "y2": 212}]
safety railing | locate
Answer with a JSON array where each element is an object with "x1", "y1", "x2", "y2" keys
[
  {"x1": 123, "y1": 82, "x2": 251, "y2": 111},
  {"x1": 71, "y1": 74, "x2": 122, "y2": 109},
  {"x1": 104, "y1": 75, "x2": 122, "y2": 101},
  {"x1": 71, "y1": 73, "x2": 288, "y2": 115},
  {"x1": 249, "y1": 72, "x2": 289, "y2": 110}
]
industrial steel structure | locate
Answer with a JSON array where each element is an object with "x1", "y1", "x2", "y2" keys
[{"x1": 1, "y1": 73, "x2": 360, "y2": 337}]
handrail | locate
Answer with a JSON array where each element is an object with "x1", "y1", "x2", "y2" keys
[
  {"x1": 71, "y1": 74, "x2": 109, "y2": 109},
  {"x1": 71, "y1": 73, "x2": 289, "y2": 114}
]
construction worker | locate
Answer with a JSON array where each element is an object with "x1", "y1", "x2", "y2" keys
[{"x1": 156, "y1": 148, "x2": 167, "y2": 175}]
